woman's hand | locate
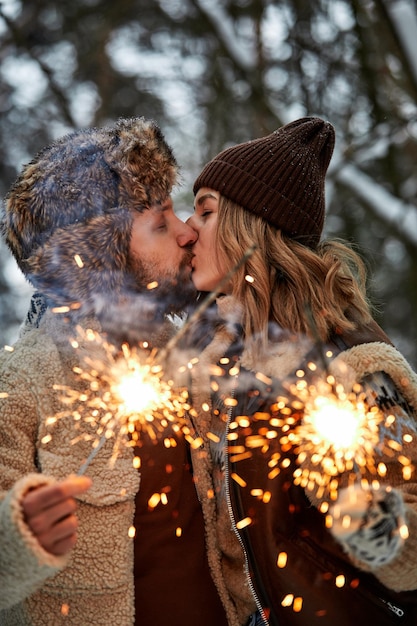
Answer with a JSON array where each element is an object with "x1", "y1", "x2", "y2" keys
[
  {"x1": 21, "y1": 475, "x2": 92, "y2": 556},
  {"x1": 330, "y1": 484, "x2": 407, "y2": 567}
]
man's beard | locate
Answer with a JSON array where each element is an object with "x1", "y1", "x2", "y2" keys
[
  {"x1": 94, "y1": 251, "x2": 197, "y2": 347},
  {"x1": 127, "y1": 249, "x2": 198, "y2": 316}
]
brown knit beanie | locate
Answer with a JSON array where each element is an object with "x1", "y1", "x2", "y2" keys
[{"x1": 193, "y1": 117, "x2": 335, "y2": 248}]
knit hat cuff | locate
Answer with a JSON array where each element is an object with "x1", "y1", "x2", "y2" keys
[{"x1": 194, "y1": 159, "x2": 322, "y2": 247}]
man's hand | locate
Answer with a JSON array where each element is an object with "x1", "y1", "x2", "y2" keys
[{"x1": 21, "y1": 476, "x2": 92, "y2": 556}]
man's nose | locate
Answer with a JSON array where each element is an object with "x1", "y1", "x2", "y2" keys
[{"x1": 177, "y1": 219, "x2": 198, "y2": 247}]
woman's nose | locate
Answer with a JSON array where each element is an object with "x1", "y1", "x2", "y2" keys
[{"x1": 186, "y1": 214, "x2": 198, "y2": 231}]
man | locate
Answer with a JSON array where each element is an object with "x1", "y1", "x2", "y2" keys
[{"x1": 0, "y1": 117, "x2": 228, "y2": 625}]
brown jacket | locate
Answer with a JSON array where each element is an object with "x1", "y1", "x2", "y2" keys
[
  {"x1": 188, "y1": 299, "x2": 417, "y2": 625},
  {"x1": 229, "y1": 369, "x2": 417, "y2": 625}
]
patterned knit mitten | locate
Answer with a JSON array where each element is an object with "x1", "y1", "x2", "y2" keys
[{"x1": 330, "y1": 484, "x2": 406, "y2": 567}]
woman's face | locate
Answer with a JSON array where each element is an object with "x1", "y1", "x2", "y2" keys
[{"x1": 187, "y1": 187, "x2": 230, "y2": 293}]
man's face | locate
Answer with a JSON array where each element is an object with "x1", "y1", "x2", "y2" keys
[{"x1": 128, "y1": 198, "x2": 198, "y2": 312}]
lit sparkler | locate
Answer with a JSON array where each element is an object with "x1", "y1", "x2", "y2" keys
[
  {"x1": 289, "y1": 373, "x2": 383, "y2": 495},
  {"x1": 265, "y1": 361, "x2": 414, "y2": 500},
  {"x1": 46, "y1": 327, "x2": 189, "y2": 473}
]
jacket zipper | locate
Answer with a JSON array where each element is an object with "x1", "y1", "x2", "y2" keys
[
  {"x1": 224, "y1": 371, "x2": 269, "y2": 626},
  {"x1": 378, "y1": 599, "x2": 405, "y2": 618},
  {"x1": 299, "y1": 532, "x2": 409, "y2": 620}
]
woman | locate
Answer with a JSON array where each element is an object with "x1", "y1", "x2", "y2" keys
[{"x1": 185, "y1": 118, "x2": 417, "y2": 625}]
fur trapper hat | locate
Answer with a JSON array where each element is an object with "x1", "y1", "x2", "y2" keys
[
  {"x1": 193, "y1": 117, "x2": 335, "y2": 248},
  {"x1": 1, "y1": 117, "x2": 178, "y2": 306}
]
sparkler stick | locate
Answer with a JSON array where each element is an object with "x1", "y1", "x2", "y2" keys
[
  {"x1": 304, "y1": 304, "x2": 333, "y2": 376},
  {"x1": 78, "y1": 435, "x2": 107, "y2": 475}
]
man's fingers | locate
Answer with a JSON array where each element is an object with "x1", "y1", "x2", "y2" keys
[
  {"x1": 22, "y1": 476, "x2": 92, "y2": 517},
  {"x1": 26, "y1": 498, "x2": 78, "y2": 536},
  {"x1": 37, "y1": 514, "x2": 79, "y2": 556},
  {"x1": 21, "y1": 475, "x2": 92, "y2": 556},
  {"x1": 46, "y1": 534, "x2": 78, "y2": 556}
]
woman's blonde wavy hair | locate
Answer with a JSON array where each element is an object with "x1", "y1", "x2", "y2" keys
[{"x1": 216, "y1": 196, "x2": 373, "y2": 347}]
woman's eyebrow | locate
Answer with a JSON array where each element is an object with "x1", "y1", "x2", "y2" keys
[{"x1": 196, "y1": 192, "x2": 218, "y2": 206}]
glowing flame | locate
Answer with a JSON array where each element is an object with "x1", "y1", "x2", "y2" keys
[
  {"x1": 302, "y1": 395, "x2": 372, "y2": 452},
  {"x1": 109, "y1": 356, "x2": 172, "y2": 426},
  {"x1": 116, "y1": 371, "x2": 160, "y2": 415},
  {"x1": 290, "y1": 381, "x2": 384, "y2": 494}
]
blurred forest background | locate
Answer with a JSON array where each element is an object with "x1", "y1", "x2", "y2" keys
[{"x1": 0, "y1": 0, "x2": 416, "y2": 367}]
